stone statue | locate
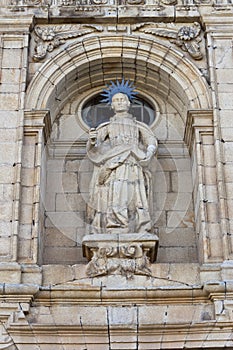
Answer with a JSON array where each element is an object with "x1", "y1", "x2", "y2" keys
[
  {"x1": 82, "y1": 80, "x2": 159, "y2": 278},
  {"x1": 86, "y1": 91, "x2": 157, "y2": 234}
]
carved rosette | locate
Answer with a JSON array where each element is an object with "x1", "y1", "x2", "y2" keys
[
  {"x1": 33, "y1": 24, "x2": 103, "y2": 61},
  {"x1": 82, "y1": 233, "x2": 159, "y2": 279},
  {"x1": 132, "y1": 22, "x2": 203, "y2": 60}
]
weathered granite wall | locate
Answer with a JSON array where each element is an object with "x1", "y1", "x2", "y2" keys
[{"x1": 0, "y1": 1, "x2": 233, "y2": 348}]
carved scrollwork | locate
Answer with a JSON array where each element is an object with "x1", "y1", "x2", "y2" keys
[
  {"x1": 126, "y1": 0, "x2": 144, "y2": 5},
  {"x1": 33, "y1": 24, "x2": 103, "y2": 61},
  {"x1": 26, "y1": 0, "x2": 42, "y2": 3},
  {"x1": 86, "y1": 246, "x2": 118, "y2": 277},
  {"x1": 132, "y1": 22, "x2": 203, "y2": 60},
  {"x1": 120, "y1": 244, "x2": 151, "y2": 277},
  {"x1": 83, "y1": 233, "x2": 158, "y2": 279},
  {"x1": 10, "y1": 0, "x2": 42, "y2": 4},
  {"x1": 86, "y1": 243, "x2": 152, "y2": 279},
  {"x1": 160, "y1": 0, "x2": 177, "y2": 5},
  {"x1": 120, "y1": 243, "x2": 144, "y2": 258},
  {"x1": 92, "y1": 0, "x2": 108, "y2": 4},
  {"x1": 61, "y1": 0, "x2": 75, "y2": 4}
]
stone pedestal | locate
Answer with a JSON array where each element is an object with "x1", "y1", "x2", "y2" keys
[{"x1": 82, "y1": 233, "x2": 159, "y2": 279}]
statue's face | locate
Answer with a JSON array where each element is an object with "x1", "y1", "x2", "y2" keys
[{"x1": 111, "y1": 93, "x2": 130, "y2": 113}]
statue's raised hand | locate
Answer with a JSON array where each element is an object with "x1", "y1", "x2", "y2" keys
[{"x1": 89, "y1": 128, "x2": 98, "y2": 145}]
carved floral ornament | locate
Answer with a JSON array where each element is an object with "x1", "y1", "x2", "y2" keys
[
  {"x1": 33, "y1": 24, "x2": 103, "y2": 61},
  {"x1": 86, "y1": 243, "x2": 152, "y2": 279},
  {"x1": 10, "y1": 0, "x2": 215, "y2": 6},
  {"x1": 132, "y1": 22, "x2": 203, "y2": 60},
  {"x1": 10, "y1": 0, "x2": 175, "y2": 5},
  {"x1": 32, "y1": 22, "x2": 203, "y2": 61},
  {"x1": 82, "y1": 233, "x2": 159, "y2": 279},
  {"x1": 10, "y1": 0, "x2": 43, "y2": 4}
]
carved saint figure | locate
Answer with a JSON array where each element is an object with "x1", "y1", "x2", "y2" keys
[{"x1": 87, "y1": 89, "x2": 157, "y2": 235}]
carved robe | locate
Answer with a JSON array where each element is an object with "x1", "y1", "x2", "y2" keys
[{"x1": 87, "y1": 114, "x2": 157, "y2": 234}]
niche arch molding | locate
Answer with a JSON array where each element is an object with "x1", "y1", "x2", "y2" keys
[{"x1": 25, "y1": 34, "x2": 212, "y2": 125}]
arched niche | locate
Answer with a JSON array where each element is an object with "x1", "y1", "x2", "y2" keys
[
  {"x1": 24, "y1": 35, "x2": 212, "y2": 265},
  {"x1": 25, "y1": 35, "x2": 211, "y2": 121}
]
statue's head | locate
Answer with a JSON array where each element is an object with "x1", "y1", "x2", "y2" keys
[
  {"x1": 111, "y1": 93, "x2": 130, "y2": 113},
  {"x1": 101, "y1": 79, "x2": 137, "y2": 106}
]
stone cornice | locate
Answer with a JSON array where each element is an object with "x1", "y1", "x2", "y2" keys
[
  {"x1": 24, "y1": 109, "x2": 52, "y2": 143},
  {"x1": 0, "y1": 283, "x2": 39, "y2": 305},
  {"x1": 34, "y1": 283, "x2": 209, "y2": 305},
  {"x1": 6, "y1": 318, "x2": 233, "y2": 349},
  {"x1": 184, "y1": 109, "x2": 213, "y2": 153},
  {"x1": 0, "y1": 16, "x2": 34, "y2": 32}
]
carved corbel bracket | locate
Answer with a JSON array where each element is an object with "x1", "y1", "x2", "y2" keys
[
  {"x1": 132, "y1": 22, "x2": 203, "y2": 60},
  {"x1": 82, "y1": 233, "x2": 159, "y2": 279},
  {"x1": 32, "y1": 24, "x2": 103, "y2": 61}
]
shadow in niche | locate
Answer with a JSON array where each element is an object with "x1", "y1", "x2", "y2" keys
[{"x1": 82, "y1": 94, "x2": 156, "y2": 128}]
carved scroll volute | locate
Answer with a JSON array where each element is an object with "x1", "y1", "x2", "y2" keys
[
  {"x1": 32, "y1": 24, "x2": 103, "y2": 61},
  {"x1": 132, "y1": 22, "x2": 203, "y2": 60}
]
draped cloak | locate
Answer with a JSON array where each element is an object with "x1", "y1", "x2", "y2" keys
[{"x1": 87, "y1": 114, "x2": 157, "y2": 234}]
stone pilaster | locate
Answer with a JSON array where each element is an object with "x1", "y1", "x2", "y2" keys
[
  {"x1": 185, "y1": 110, "x2": 223, "y2": 263},
  {"x1": 18, "y1": 110, "x2": 51, "y2": 264},
  {"x1": 204, "y1": 15, "x2": 233, "y2": 261},
  {"x1": 0, "y1": 17, "x2": 33, "y2": 262}
]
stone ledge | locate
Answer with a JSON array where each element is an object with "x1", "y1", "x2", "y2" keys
[
  {"x1": 35, "y1": 282, "x2": 208, "y2": 305},
  {"x1": 204, "y1": 280, "x2": 233, "y2": 295},
  {"x1": 0, "y1": 283, "x2": 39, "y2": 304},
  {"x1": 6, "y1": 320, "x2": 233, "y2": 349},
  {"x1": 0, "y1": 283, "x2": 39, "y2": 295}
]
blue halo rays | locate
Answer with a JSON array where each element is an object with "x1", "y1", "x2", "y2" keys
[{"x1": 101, "y1": 78, "x2": 138, "y2": 104}]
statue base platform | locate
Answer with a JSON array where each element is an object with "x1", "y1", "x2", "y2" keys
[{"x1": 82, "y1": 233, "x2": 159, "y2": 279}]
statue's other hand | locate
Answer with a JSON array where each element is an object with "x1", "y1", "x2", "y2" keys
[
  {"x1": 139, "y1": 144, "x2": 156, "y2": 167},
  {"x1": 139, "y1": 157, "x2": 151, "y2": 167}
]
